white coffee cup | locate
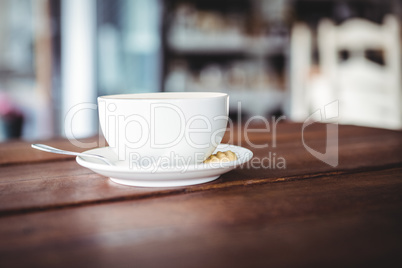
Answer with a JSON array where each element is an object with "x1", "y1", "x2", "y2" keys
[{"x1": 98, "y1": 92, "x2": 229, "y2": 166}]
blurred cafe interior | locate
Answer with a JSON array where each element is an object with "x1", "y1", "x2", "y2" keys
[{"x1": 0, "y1": 0, "x2": 401, "y2": 142}]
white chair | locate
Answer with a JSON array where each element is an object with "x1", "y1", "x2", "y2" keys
[
  {"x1": 317, "y1": 15, "x2": 401, "y2": 129},
  {"x1": 288, "y1": 15, "x2": 402, "y2": 130}
]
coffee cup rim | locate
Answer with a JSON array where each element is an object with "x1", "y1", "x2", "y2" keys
[{"x1": 98, "y1": 92, "x2": 227, "y2": 101}]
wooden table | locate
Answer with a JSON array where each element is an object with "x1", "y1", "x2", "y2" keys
[{"x1": 0, "y1": 122, "x2": 401, "y2": 267}]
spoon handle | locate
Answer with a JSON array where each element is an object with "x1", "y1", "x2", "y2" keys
[
  {"x1": 31, "y1": 144, "x2": 113, "y2": 166},
  {"x1": 32, "y1": 144, "x2": 79, "y2": 156}
]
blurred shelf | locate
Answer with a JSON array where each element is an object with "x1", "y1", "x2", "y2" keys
[
  {"x1": 227, "y1": 90, "x2": 284, "y2": 116},
  {"x1": 168, "y1": 34, "x2": 288, "y2": 56},
  {"x1": 162, "y1": 0, "x2": 289, "y2": 117},
  {"x1": 0, "y1": 69, "x2": 35, "y2": 80},
  {"x1": 168, "y1": 85, "x2": 285, "y2": 117}
]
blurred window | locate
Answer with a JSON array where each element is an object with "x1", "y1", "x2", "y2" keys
[{"x1": 97, "y1": 0, "x2": 162, "y2": 96}]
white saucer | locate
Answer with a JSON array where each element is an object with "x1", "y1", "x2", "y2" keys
[{"x1": 76, "y1": 144, "x2": 253, "y2": 187}]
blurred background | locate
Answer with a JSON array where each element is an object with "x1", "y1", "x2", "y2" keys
[{"x1": 0, "y1": 0, "x2": 401, "y2": 142}]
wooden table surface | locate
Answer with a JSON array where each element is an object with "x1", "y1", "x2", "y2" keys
[{"x1": 0, "y1": 122, "x2": 401, "y2": 267}]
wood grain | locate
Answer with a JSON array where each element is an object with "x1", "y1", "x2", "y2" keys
[
  {"x1": 0, "y1": 122, "x2": 401, "y2": 267},
  {"x1": 0, "y1": 123, "x2": 400, "y2": 214},
  {"x1": 0, "y1": 136, "x2": 107, "y2": 166},
  {"x1": 0, "y1": 167, "x2": 401, "y2": 267}
]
